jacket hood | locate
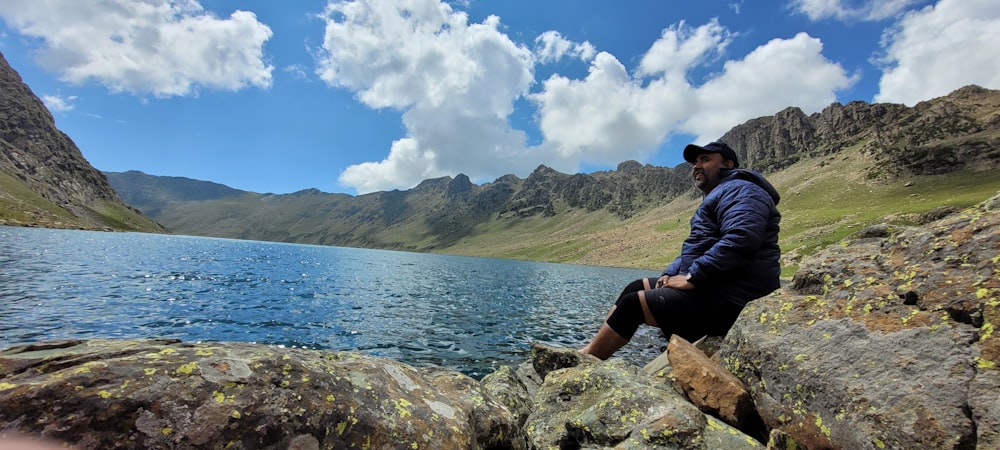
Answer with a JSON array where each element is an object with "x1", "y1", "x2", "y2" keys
[{"x1": 719, "y1": 167, "x2": 780, "y2": 205}]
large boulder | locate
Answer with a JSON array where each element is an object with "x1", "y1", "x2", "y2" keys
[
  {"x1": 481, "y1": 344, "x2": 765, "y2": 449},
  {"x1": 525, "y1": 358, "x2": 761, "y2": 449},
  {"x1": 0, "y1": 339, "x2": 524, "y2": 449},
  {"x1": 718, "y1": 193, "x2": 1000, "y2": 449}
]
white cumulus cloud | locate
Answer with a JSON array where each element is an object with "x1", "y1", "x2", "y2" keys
[
  {"x1": 681, "y1": 32, "x2": 856, "y2": 142},
  {"x1": 534, "y1": 31, "x2": 596, "y2": 64},
  {"x1": 531, "y1": 52, "x2": 663, "y2": 163},
  {"x1": 532, "y1": 25, "x2": 854, "y2": 163},
  {"x1": 41, "y1": 94, "x2": 77, "y2": 112},
  {"x1": 875, "y1": 0, "x2": 1000, "y2": 105},
  {"x1": 792, "y1": 0, "x2": 925, "y2": 21},
  {"x1": 318, "y1": 0, "x2": 537, "y2": 193},
  {"x1": 0, "y1": 0, "x2": 273, "y2": 97},
  {"x1": 637, "y1": 19, "x2": 732, "y2": 80}
]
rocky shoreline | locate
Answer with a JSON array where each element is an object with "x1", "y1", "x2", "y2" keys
[{"x1": 1, "y1": 193, "x2": 997, "y2": 449}]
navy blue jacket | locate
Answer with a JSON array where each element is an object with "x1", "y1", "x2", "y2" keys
[{"x1": 663, "y1": 168, "x2": 781, "y2": 306}]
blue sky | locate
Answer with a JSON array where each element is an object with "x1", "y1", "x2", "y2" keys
[{"x1": 1, "y1": 0, "x2": 998, "y2": 195}]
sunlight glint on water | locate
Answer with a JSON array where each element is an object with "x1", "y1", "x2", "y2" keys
[{"x1": 0, "y1": 226, "x2": 665, "y2": 378}]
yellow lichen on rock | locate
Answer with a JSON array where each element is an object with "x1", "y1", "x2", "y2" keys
[{"x1": 175, "y1": 362, "x2": 197, "y2": 375}]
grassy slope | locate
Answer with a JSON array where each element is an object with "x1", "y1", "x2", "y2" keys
[
  {"x1": 773, "y1": 145, "x2": 1000, "y2": 275},
  {"x1": 93, "y1": 199, "x2": 166, "y2": 232},
  {"x1": 0, "y1": 170, "x2": 164, "y2": 232},
  {"x1": 0, "y1": 170, "x2": 81, "y2": 226},
  {"x1": 439, "y1": 145, "x2": 1000, "y2": 274}
]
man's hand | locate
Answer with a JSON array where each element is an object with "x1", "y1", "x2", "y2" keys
[{"x1": 656, "y1": 274, "x2": 695, "y2": 290}]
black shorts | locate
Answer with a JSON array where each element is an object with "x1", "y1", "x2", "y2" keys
[{"x1": 606, "y1": 277, "x2": 744, "y2": 341}]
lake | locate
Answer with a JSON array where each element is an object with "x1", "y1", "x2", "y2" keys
[{"x1": 0, "y1": 226, "x2": 666, "y2": 378}]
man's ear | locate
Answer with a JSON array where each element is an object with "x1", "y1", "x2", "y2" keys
[{"x1": 723, "y1": 159, "x2": 736, "y2": 168}]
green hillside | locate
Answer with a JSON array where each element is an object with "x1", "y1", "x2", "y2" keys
[{"x1": 0, "y1": 169, "x2": 163, "y2": 232}]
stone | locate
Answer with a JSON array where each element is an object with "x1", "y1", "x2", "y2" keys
[
  {"x1": 0, "y1": 339, "x2": 524, "y2": 449},
  {"x1": 668, "y1": 335, "x2": 765, "y2": 441},
  {"x1": 524, "y1": 358, "x2": 760, "y2": 449},
  {"x1": 480, "y1": 364, "x2": 532, "y2": 427},
  {"x1": 765, "y1": 429, "x2": 808, "y2": 450},
  {"x1": 529, "y1": 342, "x2": 595, "y2": 379}
]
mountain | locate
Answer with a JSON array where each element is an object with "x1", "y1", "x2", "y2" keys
[
  {"x1": 106, "y1": 85, "x2": 1000, "y2": 271},
  {"x1": 720, "y1": 84, "x2": 1000, "y2": 177},
  {"x1": 0, "y1": 51, "x2": 163, "y2": 232},
  {"x1": 106, "y1": 160, "x2": 693, "y2": 248},
  {"x1": 104, "y1": 170, "x2": 249, "y2": 217}
]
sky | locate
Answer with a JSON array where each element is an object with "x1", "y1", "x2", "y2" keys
[{"x1": 1, "y1": 0, "x2": 998, "y2": 195}]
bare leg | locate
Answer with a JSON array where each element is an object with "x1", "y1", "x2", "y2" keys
[
  {"x1": 580, "y1": 279, "x2": 663, "y2": 360},
  {"x1": 579, "y1": 320, "x2": 628, "y2": 360}
]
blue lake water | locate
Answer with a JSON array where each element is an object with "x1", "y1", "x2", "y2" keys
[{"x1": 0, "y1": 226, "x2": 666, "y2": 378}]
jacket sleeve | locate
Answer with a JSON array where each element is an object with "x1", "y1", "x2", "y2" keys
[
  {"x1": 662, "y1": 257, "x2": 682, "y2": 276},
  {"x1": 687, "y1": 182, "x2": 772, "y2": 286}
]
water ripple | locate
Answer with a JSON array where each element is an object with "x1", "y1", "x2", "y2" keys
[{"x1": 0, "y1": 226, "x2": 663, "y2": 377}]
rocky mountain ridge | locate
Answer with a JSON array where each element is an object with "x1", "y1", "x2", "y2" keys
[
  {"x1": 720, "y1": 84, "x2": 1000, "y2": 176},
  {"x1": 0, "y1": 51, "x2": 162, "y2": 232}
]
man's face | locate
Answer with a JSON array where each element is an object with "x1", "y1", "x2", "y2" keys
[{"x1": 692, "y1": 152, "x2": 734, "y2": 193}]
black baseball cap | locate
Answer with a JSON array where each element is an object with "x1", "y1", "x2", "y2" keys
[{"x1": 683, "y1": 141, "x2": 739, "y2": 167}]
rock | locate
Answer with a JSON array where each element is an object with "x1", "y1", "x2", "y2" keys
[
  {"x1": 480, "y1": 364, "x2": 533, "y2": 427},
  {"x1": 643, "y1": 336, "x2": 725, "y2": 382},
  {"x1": 849, "y1": 223, "x2": 894, "y2": 239},
  {"x1": 765, "y1": 429, "x2": 808, "y2": 450},
  {"x1": 513, "y1": 360, "x2": 543, "y2": 397},
  {"x1": 641, "y1": 350, "x2": 691, "y2": 401},
  {"x1": 668, "y1": 335, "x2": 765, "y2": 441},
  {"x1": 718, "y1": 193, "x2": 1000, "y2": 449},
  {"x1": 694, "y1": 335, "x2": 726, "y2": 358},
  {"x1": 0, "y1": 339, "x2": 524, "y2": 449},
  {"x1": 0, "y1": 435, "x2": 69, "y2": 450},
  {"x1": 2, "y1": 339, "x2": 764, "y2": 449},
  {"x1": 523, "y1": 358, "x2": 761, "y2": 449},
  {"x1": 529, "y1": 342, "x2": 595, "y2": 379},
  {"x1": 917, "y1": 205, "x2": 958, "y2": 224},
  {"x1": 642, "y1": 350, "x2": 672, "y2": 377}
]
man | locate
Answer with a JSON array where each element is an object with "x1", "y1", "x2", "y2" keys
[{"x1": 580, "y1": 141, "x2": 781, "y2": 359}]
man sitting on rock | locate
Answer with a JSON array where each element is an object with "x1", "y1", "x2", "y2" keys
[{"x1": 580, "y1": 142, "x2": 782, "y2": 359}]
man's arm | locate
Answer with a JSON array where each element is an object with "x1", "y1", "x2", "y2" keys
[{"x1": 662, "y1": 257, "x2": 682, "y2": 277}]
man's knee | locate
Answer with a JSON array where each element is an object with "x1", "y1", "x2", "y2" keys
[
  {"x1": 618, "y1": 278, "x2": 649, "y2": 297},
  {"x1": 607, "y1": 293, "x2": 645, "y2": 339}
]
